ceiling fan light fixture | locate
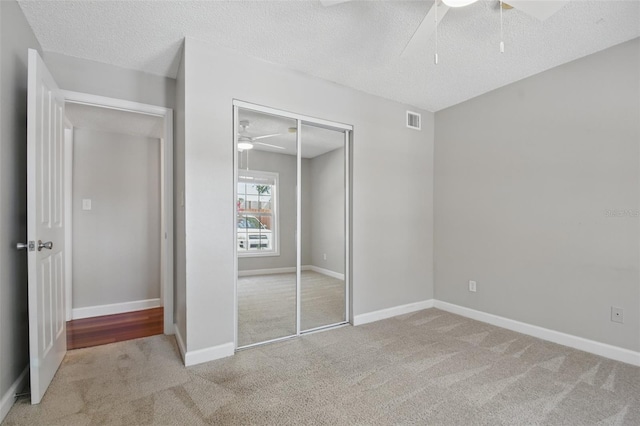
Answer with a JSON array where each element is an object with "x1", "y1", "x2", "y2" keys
[
  {"x1": 442, "y1": 0, "x2": 479, "y2": 7},
  {"x1": 238, "y1": 141, "x2": 254, "y2": 150}
]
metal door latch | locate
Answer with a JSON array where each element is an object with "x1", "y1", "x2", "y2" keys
[{"x1": 16, "y1": 241, "x2": 36, "y2": 251}]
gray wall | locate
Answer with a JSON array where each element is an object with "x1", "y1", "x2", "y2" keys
[
  {"x1": 181, "y1": 38, "x2": 434, "y2": 352},
  {"x1": 43, "y1": 52, "x2": 176, "y2": 109},
  {"x1": 0, "y1": 0, "x2": 41, "y2": 412},
  {"x1": 434, "y1": 38, "x2": 640, "y2": 351},
  {"x1": 72, "y1": 128, "x2": 161, "y2": 308},
  {"x1": 308, "y1": 147, "x2": 345, "y2": 274},
  {"x1": 301, "y1": 159, "x2": 312, "y2": 266},
  {"x1": 238, "y1": 150, "x2": 298, "y2": 271}
]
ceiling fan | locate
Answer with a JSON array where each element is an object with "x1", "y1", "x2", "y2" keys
[
  {"x1": 237, "y1": 120, "x2": 285, "y2": 151},
  {"x1": 321, "y1": 0, "x2": 570, "y2": 58}
]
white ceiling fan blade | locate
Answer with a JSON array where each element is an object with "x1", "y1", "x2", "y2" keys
[
  {"x1": 255, "y1": 142, "x2": 286, "y2": 150},
  {"x1": 252, "y1": 133, "x2": 282, "y2": 141},
  {"x1": 505, "y1": 0, "x2": 569, "y2": 21},
  {"x1": 320, "y1": 0, "x2": 352, "y2": 6},
  {"x1": 401, "y1": 2, "x2": 450, "y2": 58}
]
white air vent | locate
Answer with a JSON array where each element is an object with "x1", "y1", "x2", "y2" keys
[{"x1": 406, "y1": 111, "x2": 421, "y2": 130}]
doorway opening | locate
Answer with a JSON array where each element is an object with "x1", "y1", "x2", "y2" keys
[
  {"x1": 233, "y1": 100, "x2": 352, "y2": 349},
  {"x1": 62, "y1": 91, "x2": 174, "y2": 349}
]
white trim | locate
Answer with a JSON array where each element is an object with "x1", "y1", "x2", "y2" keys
[
  {"x1": 61, "y1": 90, "x2": 168, "y2": 117},
  {"x1": 63, "y1": 127, "x2": 73, "y2": 322},
  {"x1": 237, "y1": 334, "x2": 297, "y2": 351},
  {"x1": 71, "y1": 298, "x2": 161, "y2": 320},
  {"x1": 233, "y1": 100, "x2": 353, "y2": 131},
  {"x1": 238, "y1": 267, "x2": 297, "y2": 277},
  {"x1": 344, "y1": 129, "x2": 351, "y2": 324},
  {"x1": 233, "y1": 106, "x2": 239, "y2": 349},
  {"x1": 296, "y1": 118, "x2": 302, "y2": 336},
  {"x1": 301, "y1": 322, "x2": 349, "y2": 334},
  {"x1": 306, "y1": 265, "x2": 345, "y2": 281},
  {"x1": 353, "y1": 299, "x2": 435, "y2": 326},
  {"x1": 0, "y1": 367, "x2": 28, "y2": 423},
  {"x1": 174, "y1": 323, "x2": 186, "y2": 363},
  {"x1": 184, "y1": 342, "x2": 235, "y2": 367},
  {"x1": 434, "y1": 301, "x2": 640, "y2": 367},
  {"x1": 61, "y1": 90, "x2": 174, "y2": 334}
]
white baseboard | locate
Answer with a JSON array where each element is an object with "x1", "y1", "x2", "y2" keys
[
  {"x1": 434, "y1": 300, "x2": 640, "y2": 367},
  {"x1": 306, "y1": 265, "x2": 345, "y2": 281},
  {"x1": 173, "y1": 323, "x2": 234, "y2": 367},
  {"x1": 72, "y1": 298, "x2": 161, "y2": 320},
  {"x1": 184, "y1": 342, "x2": 235, "y2": 367},
  {"x1": 0, "y1": 367, "x2": 28, "y2": 423},
  {"x1": 353, "y1": 299, "x2": 435, "y2": 326},
  {"x1": 164, "y1": 318, "x2": 175, "y2": 336},
  {"x1": 238, "y1": 267, "x2": 296, "y2": 277},
  {"x1": 174, "y1": 323, "x2": 187, "y2": 363}
]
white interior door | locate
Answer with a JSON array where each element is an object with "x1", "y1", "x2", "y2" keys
[{"x1": 26, "y1": 48, "x2": 66, "y2": 404}]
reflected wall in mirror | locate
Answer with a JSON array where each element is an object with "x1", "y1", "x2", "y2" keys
[
  {"x1": 236, "y1": 108, "x2": 298, "y2": 347},
  {"x1": 300, "y1": 123, "x2": 346, "y2": 331}
]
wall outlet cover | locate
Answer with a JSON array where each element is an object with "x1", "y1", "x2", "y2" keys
[{"x1": 469, "y1": 280, "x2": 477, "y2": 292}]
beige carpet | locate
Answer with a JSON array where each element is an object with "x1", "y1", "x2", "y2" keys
[
  {"x1": 5, "y1": 308, "x2": 640, "y2": 425},
  {"x1": 238, "y1": 270, "x2": 345, "y2": 347}
]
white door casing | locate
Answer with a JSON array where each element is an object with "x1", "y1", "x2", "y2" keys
[{"x1": 27, "y1": 49, "x2": 66, "y2": 405}]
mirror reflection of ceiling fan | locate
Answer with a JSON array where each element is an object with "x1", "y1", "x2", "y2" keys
[
  {"x1": 237, "y1": 120, "x2": 285, "y2": 151},
  {"x1": 321, "y1": 0, "x2": 570, "y2": 58}
]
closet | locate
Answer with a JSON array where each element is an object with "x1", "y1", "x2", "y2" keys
[{"x1": 233, "y1": 102, "x2": 351, "y2": 349}]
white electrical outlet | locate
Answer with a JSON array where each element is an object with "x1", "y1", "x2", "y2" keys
[
  {"x1": 82, "y1": 199, "x2": 92, "y2": 210},
  {"x1": 611, "y1": 306, "x2": 624, "y2": 324},
  {"x1": 323, "y1": 253, "x2": 327, "y2": 261},
  {"x1": 469, "y1": 280, "x2": 477, "y2": 292}
]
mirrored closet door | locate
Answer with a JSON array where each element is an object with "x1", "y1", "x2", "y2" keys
[
  {"x1": 235, "y1": 102, "x2": 350, "y2": 349},
  {"x1": 300, "y1": 123, "x2": 347, "y2": 332},
  {"x1": 236, "y1": 108, "x2": 298, "y2": 348}
]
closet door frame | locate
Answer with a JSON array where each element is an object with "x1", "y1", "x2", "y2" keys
[{"x1": 233, "y1": 100, "x2": 352, "y2": 350}]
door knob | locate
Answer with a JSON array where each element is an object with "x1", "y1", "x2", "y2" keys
[{"x1": 37, "y1": 240, "x2": 53, "y2": 251}]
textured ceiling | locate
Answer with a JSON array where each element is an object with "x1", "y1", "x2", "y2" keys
[
  {"x1": 19, "y1": 0, "x2": 640, "y2": 111},
  {"x1": 66, "y1": 102, "x2": 165, "y2": 139}
]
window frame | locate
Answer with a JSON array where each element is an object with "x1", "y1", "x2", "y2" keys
[{"x1": 237, "y1": 169, "x2": 280, "y2": 258}]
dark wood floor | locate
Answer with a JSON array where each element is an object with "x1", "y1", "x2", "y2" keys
[{"x1": 67, "y1": 307, "x2": 164, "y2": 350}]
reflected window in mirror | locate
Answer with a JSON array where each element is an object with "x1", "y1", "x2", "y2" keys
[{"x1": 237, "y1": 170, "x2": 279, "y2": 256}]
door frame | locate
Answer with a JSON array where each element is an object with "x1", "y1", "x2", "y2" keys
[
  {"x1": 232, "y1": 99, "x2": 353, "y2": 349},
  {"x1": 61, "y1": 90, "x2": 174, "y2": 334}
]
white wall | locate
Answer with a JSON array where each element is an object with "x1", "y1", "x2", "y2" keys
[
  {"x1": 434, "y1": 38, "x2": 640, "y2": 352},
  {"x1": 0, "y1": 0, "x2": 41, "y2": 419},
  {"x1": 180, "y1": 37, "x2": 434, "y2": 354},
  {"x1": 43, "y1": 52, "x2": 176, "y2": 109},
  {"x1": 72, "y1": 128, "x2": 161, "y2": 310}
]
